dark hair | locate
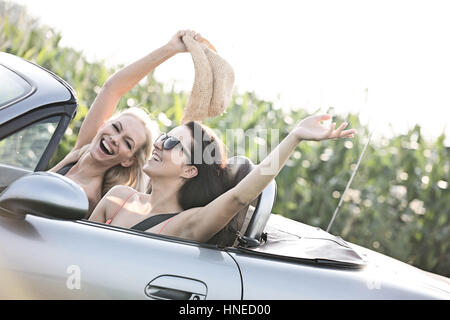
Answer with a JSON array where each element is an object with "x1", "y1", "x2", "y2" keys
[{"x1": 177, "y1": 121, "x2": 232, "y2": 210}]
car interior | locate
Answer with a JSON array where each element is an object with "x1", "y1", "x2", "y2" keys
[{"x1": 206, "y1": 155, "x2": 277, "y2": 248}]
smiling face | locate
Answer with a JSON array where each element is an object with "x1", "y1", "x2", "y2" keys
[
  {"x1": 90, "y1": 114, "x2": 148, "y2": 168},
  {"x1": 143, "y1": 125, "x2": 195, "y2": 179}
]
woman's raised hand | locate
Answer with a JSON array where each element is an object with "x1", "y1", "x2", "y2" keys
[
  {"x1": 167, "y1": 30, "x2": 202, "y2": 54},
  {"x1": 292, "y1": 114, "x2": 356, "y2": 142}
]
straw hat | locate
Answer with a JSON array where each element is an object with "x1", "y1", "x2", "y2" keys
[{"x1": 181, "y1": 35, "x2": 235, "y2": 124}]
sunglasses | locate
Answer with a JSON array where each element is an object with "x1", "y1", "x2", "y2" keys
[{"x1": 155, "y1": 133, "x2": 191, "y2": 157}]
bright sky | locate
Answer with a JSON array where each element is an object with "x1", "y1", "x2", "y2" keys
[{"x1": 12, "y1": 0, "x2": 450, "y2": 145}]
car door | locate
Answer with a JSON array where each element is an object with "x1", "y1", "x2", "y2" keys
[{"x1": 0, "y1": 215, "x2": 242, "y2": 299}]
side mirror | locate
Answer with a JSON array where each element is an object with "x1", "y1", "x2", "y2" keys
[{"x1": 0, "y1": 172, "x2": 88, "y2": 220}]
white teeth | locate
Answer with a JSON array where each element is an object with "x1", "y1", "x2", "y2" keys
[
  {"x1": 102, "y1": 140, "x2": 113, "y2": 155},
  {"x1": 152, "y1": 153, "x2": 161, "y2": 161}
]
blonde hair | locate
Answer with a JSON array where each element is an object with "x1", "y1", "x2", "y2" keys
[{"x1": 101, "y1": 107, "x2": 158, "y2": 196}]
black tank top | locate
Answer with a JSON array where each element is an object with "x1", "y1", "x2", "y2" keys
[
  {"x1": 131, "y1": 213, "x2": 180, "y2": 231},
  {"x1": 56, "y1": 161, "x2": 77, "y2": 176}
]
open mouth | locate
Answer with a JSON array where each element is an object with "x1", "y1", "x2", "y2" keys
[
  {"x1": 100, "y1": 138, "x2": 114, "y2": 156},
  {"x1": 151, "y1": 151, "x2": 162, "y2": 162}
]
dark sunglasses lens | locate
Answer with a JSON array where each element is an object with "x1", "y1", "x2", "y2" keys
[{"x1": 163, "y1": 137, "x2": 181, "y2": 150}]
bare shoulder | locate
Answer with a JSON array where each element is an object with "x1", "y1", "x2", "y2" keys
[
  {"x1": 102, "y1": 185, "x2": 137, "y2": 213},
  {"x1": 90, "y1": 185, "x2": 142, "y2": 224},
  {"x1": 106, "y1": 185, "x2": 137, "y2": 198}
]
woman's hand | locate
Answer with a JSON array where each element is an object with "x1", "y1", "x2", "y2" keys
[
  {"x1": 292, "y1": 114, "x2": 356, "y2": 142},
  {"x1": 167, "y1": 30, "x2": 202, "y2": 54}
]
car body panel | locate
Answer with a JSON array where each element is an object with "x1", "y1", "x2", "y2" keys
[
  {"x1": 348, "y1": 242, "x2": 450, "y2": 297},
  {"x1": 229, "y1": 250, "x2": 449, "y2": 299},
  {"x1": 228, "y1": 214, "x2": 450, "y2": 299},
  {"x1": 0, "y1": 215, "x2": 242, "y2": 299}
]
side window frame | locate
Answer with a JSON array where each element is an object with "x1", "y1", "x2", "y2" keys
[
  {"x1": 0, "y1": 63, "x2": 36, "y2": 110},
  {"x1": 0, "y1": 105, "x2": 73, "y2": 171}
]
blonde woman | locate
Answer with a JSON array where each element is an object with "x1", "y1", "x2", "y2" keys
[{"x1": 50, "y1": 30, "x2": 203, "y2": 214}]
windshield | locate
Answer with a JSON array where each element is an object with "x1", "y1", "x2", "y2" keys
[{"x1": 0, "y1": 65, "x2": 32, "y2": 108}]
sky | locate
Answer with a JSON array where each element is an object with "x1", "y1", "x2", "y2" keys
[{"x1": 11, "y1": 0, "x2": 450, "y2": 145}]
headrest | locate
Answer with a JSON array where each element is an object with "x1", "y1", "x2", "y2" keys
[
  {"x1": 206, "y1": 156, "x2": 255, "y2": 247},
  {"x1": 226, "y1": 156, "x2": 254, "y2": 187}
]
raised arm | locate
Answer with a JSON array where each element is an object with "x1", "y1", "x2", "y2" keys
[
  {"x1": 177, "y1": 114, "x2": 356, "y2": 242},
  {"x1": 73, "y1": 30, "x2": 201, "y2": 150}
]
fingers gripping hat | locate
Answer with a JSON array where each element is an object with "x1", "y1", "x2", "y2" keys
[{"x1": 181, "y1": 35, "x2": 235, "y2": 124}]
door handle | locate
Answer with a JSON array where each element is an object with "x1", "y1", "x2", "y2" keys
[
  {"x1": 145, "y1": 286, "x2": 194, "y2": 300},
  {"x1": 145, "y1": 275, "x2": 207, "y2": 300}
]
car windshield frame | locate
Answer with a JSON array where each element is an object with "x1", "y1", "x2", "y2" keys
[{"x1": 0, "y1": 64, "x2": 35, "y2": 109}]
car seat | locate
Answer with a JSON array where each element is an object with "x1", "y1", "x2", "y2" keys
[{"x1": 206, "y1": 156, "x2": 277, "y2": 248}]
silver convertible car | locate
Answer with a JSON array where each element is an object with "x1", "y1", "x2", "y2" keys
[{"x1": 0, "y1": 52, "x2": 449, "y2": 300}]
